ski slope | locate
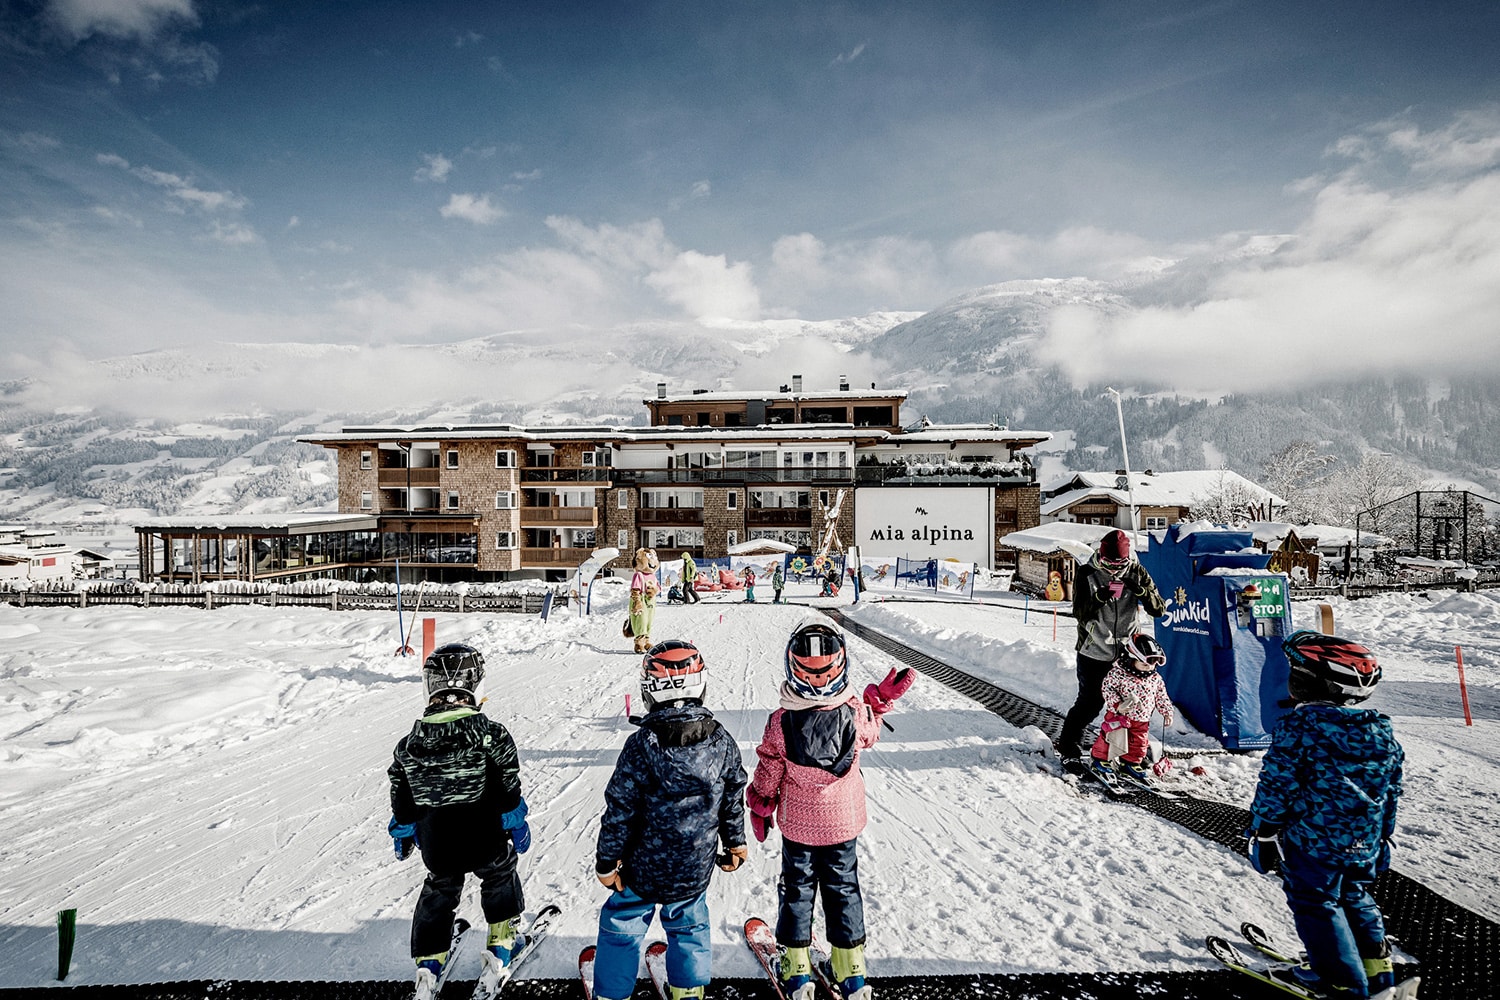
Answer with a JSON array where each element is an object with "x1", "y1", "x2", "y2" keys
[{"x1": 0, "y1": 582, "x2": 1496, "y2": 987}]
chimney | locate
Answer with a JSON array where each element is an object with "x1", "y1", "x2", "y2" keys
[
  {"x1": 839, "y1": 374, "x2": 849, "y2": 391},
  {"x1": 657, "y1": 382, "x2": 667, "y2": 399},
  {"x1": 792, "y1": 374, "x2": 803, "y2": 394}
]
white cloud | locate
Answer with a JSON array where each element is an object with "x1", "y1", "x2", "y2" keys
[
  {"x1": 210, "y1": 221, "x2": 258, "y2": 245},
  {"x1": 99, "y1": 154, "x2": 249, "y2": 214},
  {"x1": 455, "y1": 30, "x2": 483, "y2": 48},
  {"x1": 645, "y1": 251, "x2": 761, "y2": 321},
  {"x1": 46, "y1": 0, "x2": 197, "y2": 44},
  {"x1": 1035, "y1": 111, "x2": 1500, "y2": 391},
  {"x1": 414, "y1": 153, "x2": 453, "y2": 183},
  {"x1": 439, "y1": 193, "x2": 504, "y2": 224},
  {"x1": 833, "y1": 42, "x2": 867, "y2": 65},
  {"x1": 669, "y1": 180, "x2": 712, "y2": 210}
]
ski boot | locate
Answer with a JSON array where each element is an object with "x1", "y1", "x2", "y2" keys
[
  {"x1": 667, "y1": 987, "x2": 705, "y2": 1000},
  {"x1": 1118, "y1": 760, "x2": 1152, "y2": 784},
  {"x1": 1363, "y1": 941, "x2": 1395, "y2": 993},
  {"x1": 1089, "y1": 758, "x2": 1117, "y2": 781},
  {"x1": 478, "y1": 916, "x2": 519, "y2": 987},
  {"x1": 413, "y1": 951, "x2": 449, "y2": 1000},
  {"x1": 1268, "y1": 962, "x2": 1360, "y2": 996},
  {"x1": 780, "y1": 945, "x2": 816, "y2": 1000},
  {"x1": 830, "y1": 944, "x2": 872, "y2": 1000}
]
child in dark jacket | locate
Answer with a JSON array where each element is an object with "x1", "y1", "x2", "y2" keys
[
  {"x1": 388, "y1": 643, "x2": 533, "y2": 1000},
  {"x1": 746, "y1": 622, "x2": 913, "y2": 1000},
  {"x1": 592, "y1": 640, "x2": 748, "y2": 1000},
  {"x1": 1247, "y1": 631, "x2": 1407, "y2": 999}
]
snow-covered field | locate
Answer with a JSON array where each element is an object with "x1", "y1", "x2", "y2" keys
[{"x1": 1, "y1": 582, "x2": 1495, "y2": 987}]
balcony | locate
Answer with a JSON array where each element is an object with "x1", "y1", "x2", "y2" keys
[
  {"x1": 519, "y1": 507, "x2": 599, "y2": 527},
  {"x1": 745, "y1": 508, "x2": 813, "y2": 527},
  {"x1": 519, "y1": 467, "x2": 613, "y2": 483},
  {"x1": 520, "y1": 546, "x2": 595, "y2": 567},
  {"x1": 378, "y1": 467, "x2": 441, "y2": 488},
  {"x1": 854, "y1": 461, "x2": 1035, "y2": 485},
  {"x1": 614, "y1": 467, "x2": 854, "y2": 486},
  {"x1": 637, "y1": 508, "x2": 705, "y2": 525}
]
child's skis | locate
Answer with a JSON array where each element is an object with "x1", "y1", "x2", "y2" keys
[
  {"x1": 644, "y1": 941, "x2": 669, "y2": 1000},
  {"x1": 472, "y1": 904, "x2": 562, "y2": 1000},
  {"x1": 1208, "y1": 928, "x2": 1421, "y2": 999},
  {"x1": 578, "y1": 945, "x2": 596, "y2": 1000},
  {"x1": 744, "y1": 917, "x2": 791, "y2": 1000},
  {"x1": 415, "y1": 917, "x2": 471, "y2": 1000}
]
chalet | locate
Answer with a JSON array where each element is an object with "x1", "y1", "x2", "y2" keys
[
  {"x1": 133, "y1": 377, "x2": 1055, "y2": 583},
  {"x1": 1040, "y1": 470, "x2": 1284, "y2": 530}
]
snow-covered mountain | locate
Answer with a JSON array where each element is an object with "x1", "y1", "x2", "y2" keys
[{"x1": 3, "y1": 279, "x2": 1497, "y2": 539}]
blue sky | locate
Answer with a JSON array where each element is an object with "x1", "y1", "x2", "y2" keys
[{"x1": 3, "y1": 0, "x2": 1500, "y2": 402}]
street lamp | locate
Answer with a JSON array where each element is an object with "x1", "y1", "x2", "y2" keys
[{"x1": 1103, "y1": 387, "x2": 1138, "y2": 532}]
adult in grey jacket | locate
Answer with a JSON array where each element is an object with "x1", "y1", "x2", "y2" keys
[{"x1": 1057, "y1": 529, "x2": 1166, "y2": 768}]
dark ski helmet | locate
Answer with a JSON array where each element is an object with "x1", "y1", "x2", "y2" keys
[
  {"x1": 641, "y1": 639, "x2": 708, "y2": 709},
  {"x1": 1283, "y1": 630, "x2": 1381, "y2": 704},
  {"x1": 785, "y1": 622, "x2": 849, "y2": 699},
  {"x1": 423, "y1": 642, "x2": 485, "y2": 703},
  {"x1": 1120, "y1": 633, "x2": 1166, "y2": 673}
]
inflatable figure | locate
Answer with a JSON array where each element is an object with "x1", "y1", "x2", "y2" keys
[{"x1": 628, "y1": 548, "x2": 660, "y2": 652}]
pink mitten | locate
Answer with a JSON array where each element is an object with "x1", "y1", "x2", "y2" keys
[
  {"x1": 750, "y1": 811, "x2": 775, "y2": 843},
  {"x1": 1105, "y1": 581, "x2": 1125, "y2": 599},
  {"x1": 877, "y1": 667, "x2": 915, "y2": 702}
]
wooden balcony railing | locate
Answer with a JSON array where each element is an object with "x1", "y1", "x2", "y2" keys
[
  {"x1": 745, "y1": 508, "x2": 813, "y2": 526},
  {"x1": 637, "y1": 509, "x2": 705, "y2": 525},
  {"x1": 519, "y1": 508, "x2": 598, "y2": 526},
  {"x1": 378, "y1": 467, "x2": 441, "y2": 487},
  {"x1": 520, "y1": 546, "x2": 595, "y2": 567}
]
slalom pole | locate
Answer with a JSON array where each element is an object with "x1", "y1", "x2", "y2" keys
[
  {"x1": 1052, "y1": 609, "x2": 1057, "y2": 642},
  {"x1": 1024, "y1": 594, "x2": 1029, "y2": 624},
  {"x1": 395, "y1": 557, "x2": 406, "y2": 656},
  {"x1": 402, "y1": 580, "x2": 429, "y2": 651},
  {"x1": 56, "y1": 908, "x2": 76, "y2": 981},
  {"x1": 1456, "y1": 646, "x2": 1474, "y2": 726}
]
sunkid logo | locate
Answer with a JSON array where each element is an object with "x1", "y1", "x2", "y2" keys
[{"x1": 1165, "y1": 589, "x2": 1213, "y2": 628}]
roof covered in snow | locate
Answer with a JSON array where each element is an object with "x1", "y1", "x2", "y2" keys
[
  {"x1": 998, "y1": 522, "x2": 1145, "y2": 561},
  {"x1": 1041, "y1": 469, "x2": 1283, "y2": 516},
  {"x1": 137, "y1": 513, "x2": 379, "y2": 534},
  {"x1": 1243, "y1": 521, "x2": 1397, "y2": 549}
]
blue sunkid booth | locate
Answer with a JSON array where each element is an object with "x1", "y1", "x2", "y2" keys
[{"x1": 1137, "y1": 523, "x2": 1296, "y2": 750}]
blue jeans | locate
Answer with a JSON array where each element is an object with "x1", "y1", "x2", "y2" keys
[
  {"x1": 777, "y1": 838, "x2": 865, "y2": 949},
  {"x1": 1280, "y1": 849, "x2": 1386, "y2": 996},
  {"x1": 593, "y1": 887, "x2": 711, "y2": 1000}
]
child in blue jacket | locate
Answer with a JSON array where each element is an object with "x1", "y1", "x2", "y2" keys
[
  {"x1": 1247, "y1": 631, "x2": 1405, "y2": 999},
  {"x1": 591, "y1": 640, "x2": 748, "y2": 1000}
]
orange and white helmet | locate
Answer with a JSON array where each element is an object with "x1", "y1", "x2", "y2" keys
[
  {"x1": 640, "y1": 639, "x2": 708, "y2": 709},
  {"x1": 785, "y1": 622, "x2": 849, "y2": 699}
]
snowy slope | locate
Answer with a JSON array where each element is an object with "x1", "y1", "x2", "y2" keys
[{"x1": 0, "y1": 584, "x2": 1495, "y2": 987}]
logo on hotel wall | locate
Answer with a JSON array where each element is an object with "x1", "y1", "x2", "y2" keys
[{"x1": 866, "y1": 504, "x2": 975, "y2": 546}]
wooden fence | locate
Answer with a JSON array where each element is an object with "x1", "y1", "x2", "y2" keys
[{"x1": 0, "y1": 586, "x2": 557, "y2": 615}]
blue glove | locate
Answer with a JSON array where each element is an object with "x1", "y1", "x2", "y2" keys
[
  {"x1": 388, "y1": 817, "x2": 417, "y2": 861},
  {"x1": 1377, "y1": 835, "x2": 1395, "y2": 874},
  {"x1": 1248, "y1": 829, "x2": 1282, "y2": 875},
  {"x1": 501, "y1": 798, "x2": 530, "y2": 854}
]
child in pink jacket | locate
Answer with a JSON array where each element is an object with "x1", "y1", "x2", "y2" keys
[
  {"x1": 746, "y1": 622, "x2": 912, "y2": 1000},
  {"x1": 1089, "y1": 633, "x2": 1174, "y2": 783}
]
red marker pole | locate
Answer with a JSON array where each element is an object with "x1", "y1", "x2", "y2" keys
[
  {"x1": 1456, "y1": 646, "x2": 1474, "y2": 726},
  {"x1": 1052, "y1": 609, "x2": 1058, "y2": 642},
  {"x1": 422, "y1": 617, "x2": 435, "y2": 662},
  {"x1": 625, "y1": 693, "x2": 632, "y2": 718}
]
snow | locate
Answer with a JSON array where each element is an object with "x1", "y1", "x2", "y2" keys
[{"x1": 0, "y1": 583, "x2": 1495, "y2": 987}]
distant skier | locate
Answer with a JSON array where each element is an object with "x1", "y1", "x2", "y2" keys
[
  {"x1": 680, "y1": 551, "x2": 701, "y2": 604},
  {"x1": 628, "y1": 548, "x2": 660, "y2": 653},
  {"x1": 743, "y1": 565, "x2": 757, "y2": 603},
  {"x1": 772, "y1": 562, "x2": 785, "y2": 604},
  {"x1": 387, "y1": 643, "x2": 533, "y2": 1000},
  {"x1": 591, "y1": 640, "x2": 748, "y2": 1000},
  {"x1": 1087, "y1": 633, "x2": 1175, "y2": 783},
  {"x1": 746, "y1": 622, "x2": 913, "y2": 1000},
  {"x1": 1247, "y1": 631, "x2": 1405, "y2": 999},
  {"x1": 1056, "y1": 529, "x2": 1166, "y2": 774}
]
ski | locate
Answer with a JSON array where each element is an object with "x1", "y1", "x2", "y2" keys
[
  {"x1": 1207, "y1": 934, "x2": 1318, "y2": 998},
  {"x1": 744, "y1": 917, "x2": 791, "y2": 1000},
  {"x1": 1078, "y1": 761, "x2": 1135, "y2": 799},
  {"x1": 579, "y1": 945, "x2": 596, "y2": 1000},
  {"x1": 1241, "y1": 921, "x2": 1302, "y2": 965},
  {"x1": 472, "y1": 904, "x2": 562, "y2": 1000},
  {"x1": 1108, "y1": 764, "x2": 1184, "y2": 799},
  {"x1": 415, "y1": 917, "x2": 472, "y2": 1000},
  {"x1": 644, "y1": 941, "x2": 669, "y2": 1000},
  {"x1": 811, "y1": 946, "x2": 851, "y2": 1000}
]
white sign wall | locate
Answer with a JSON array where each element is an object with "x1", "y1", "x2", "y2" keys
[{"x1": 853, "y1": 487, "x2": 995, "y2": 568}]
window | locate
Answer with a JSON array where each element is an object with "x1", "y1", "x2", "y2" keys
[
  {"x1": 726, "y1": 530, "x2": 738, "y2": 547},
  {"x1": 1145, "y1": 515, "x2": 1169, "y2": 530},
  {"x1": 494, "y1": 491, "x2": 515, "y2": 509},
  {"x1": 446, "y1": 449, "x2": 459, "y2": 469},
  {"x1": 618, "y1": 490, "x2": 630, "y2": 509},
  {"x1": 360, "y1": 491, "x2": 373, "y2": 510},
  {"x1": 360, "y1": 450, "x2": 372, "y2": 470},
  {"x1": 495, "y1": 531, "x2": 516, "y2": 549},
  {"x1": 446, "y1": 491, "x2": 460, "y2": 510},
  {"x1": 618, "y1": 529, "x2": 629, "y2": 548},
  {"x1": 819, "y1": 490, "x2": 830, "y2": 507},
  {"x1": 581, "y1": 451, "x2": 595, "y2": 466},
  {"x1": 495, "y1": 449, "x2": 515, "y2": 469},
  {"x1": 726, "y1": 491, "x2": 738, "y2": 510}
]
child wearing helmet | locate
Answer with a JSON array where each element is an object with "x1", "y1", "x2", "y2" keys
[
  {"x1": 745, "y1": 622, "x2": 914, "y2": 1000},
  {"x1": 591, "y1": 640, "x2": 748, "y2": 1000},
  {"x1": 1087, "y1": 633, "x2": 1175, "y2": 784},
  {"x1": 1247, "y1": 631, "x2": 1407, "y2": 999},
  {"x1": 387, "y1": 643, "x2": 534, "y2": 1000}
]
